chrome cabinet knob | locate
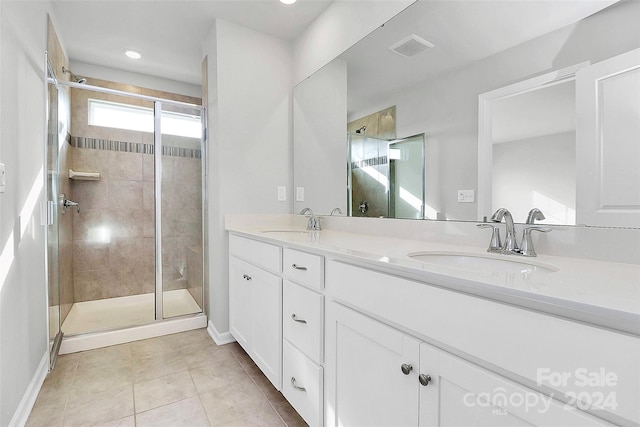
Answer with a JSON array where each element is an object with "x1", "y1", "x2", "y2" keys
[
  {"x1": 401, "y1": 364, "x2": 413, "y2": 375},
  {"x1": 419, "y1": 374, "x2": 432, "y2": 386},
  {"x1": 242, "y1": 274, "x2": 252, "y2": 281}
]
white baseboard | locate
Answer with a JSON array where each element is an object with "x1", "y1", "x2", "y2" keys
[
  {"x1": 9, "y1": 352, "x2": 49, "y2": 427},
  {"x1": 207, "y1": 319, "x2": 236, "y2": 345},
  {"x1": 60, "y1": 314, "x2": 207, "y2": 354}
]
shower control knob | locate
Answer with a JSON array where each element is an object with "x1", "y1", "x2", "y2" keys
[
  {"x1": 401, "y1": 364, "x2": 413, "y2": 375},
  {"x1": 419, "y1": 374, "x2": 432, "y2": 386}
]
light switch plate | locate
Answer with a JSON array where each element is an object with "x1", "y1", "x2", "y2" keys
[
  {"x1": 457, "y1": 189, "x2": 475, "y2": 203},
  {"x1": 0, "y1": 163, "x2": 5, "y2": 193},
  {"x1": 277, "y1": 186, "x2": 286, "y2": 201},
  {"x1": 296, "y1": 187, "x2": 304, "y2": 202}
]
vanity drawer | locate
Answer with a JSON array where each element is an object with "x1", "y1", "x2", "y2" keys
[
  {"x1": 229, "y1": 234, "x2": 281, "y2": 274},
  {"x1": 282, "y1": 340, "x2": 323, "y2": 427},
  {"x1": 283, "y1": 248, "x2": 324, "y2": 289},
  {"x1": 283, "y1": 280, "x2": 323, "y2": 364}
]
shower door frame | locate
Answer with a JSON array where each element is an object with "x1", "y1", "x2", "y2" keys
[
  {"x1": 50, "y1": 79, "x2": 207, "y2": 326},
  {"x1": 44, "y1": 52, "x2": 64, "y2": 368}
]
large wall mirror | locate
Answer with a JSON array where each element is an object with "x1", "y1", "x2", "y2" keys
[{"x1": 292, "y1": 0, "x2": 640, "y2": 227}]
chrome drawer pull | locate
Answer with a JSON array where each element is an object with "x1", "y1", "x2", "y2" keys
[
  {"x1": 291, "y1": 264, "x2": 308, "y2": 271},
  {"x1": 242, "y1": 274, "x2": 252, "y2": 281},
  {"x1": 291, "y1": 377, "x2": 306, "y2": 392},
  {"x1": 291, "y1": 314, "x2": 307, "y2": 324}
]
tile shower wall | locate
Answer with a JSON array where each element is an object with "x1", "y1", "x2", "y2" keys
[{"x1": 70, "y1": 80, "x2": 202, "y2": 304}]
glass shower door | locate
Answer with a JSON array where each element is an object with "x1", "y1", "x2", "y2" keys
[
  {"x1": 46, "y1": 59, "x2": 62, "y2": 366},
  {"x1": 156, "y1": 103, "x2": 204, "y2": 318}
]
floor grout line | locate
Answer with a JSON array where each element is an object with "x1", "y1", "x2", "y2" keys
[{"x1": 231, "y1": 351, "x2": 290, "y2": 427}]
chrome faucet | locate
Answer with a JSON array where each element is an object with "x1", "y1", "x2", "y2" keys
[
  {"x1": 300, "y1": 207, "x2": 321, "y2": 231},
  {"x1": 330, "y1": 207, "x2": 343, "y2": 216},
  {"x1": 491, "y1": 208, "x2": 518, "y2": 253},
  {"x1": 520, "y1": 208, "x2": 551, "y2": 257},
  {"x1": 526, "y1": 208, "x2": 545, "y2": 224}
]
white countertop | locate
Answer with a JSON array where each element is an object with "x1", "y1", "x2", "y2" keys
[{"x1": 227, "y1": 224, "x2": 640, "y2": 335}]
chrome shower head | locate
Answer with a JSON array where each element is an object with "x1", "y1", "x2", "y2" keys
[{"x1": 62, "y1": 66, "x2": 86, "y2": 84}]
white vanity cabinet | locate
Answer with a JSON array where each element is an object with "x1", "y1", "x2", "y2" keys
[
  {"x1": 325, "y1": 260, "x2": 624, "y2": 427},
  {"x1": 281, "y1": 248, "x2": 325, "y2": 427},
  {"x1": 229, "y1": 235, "x2": 283, "y2": 389}
]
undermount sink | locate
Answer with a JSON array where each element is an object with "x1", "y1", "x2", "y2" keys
[
  {"x1": 261, "y1": 229, "x2": 316, "y2": 234},
  {"x1": 407, "y1": 251, "x2": 558, "y2": 274}
]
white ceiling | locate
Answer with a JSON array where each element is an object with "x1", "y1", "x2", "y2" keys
[
  {"x1": 341, "y1": 0, "x2": 618, "y2": 115},
  {"x1": 51, "y1": 0, "x2": 333, "y2": 85}
]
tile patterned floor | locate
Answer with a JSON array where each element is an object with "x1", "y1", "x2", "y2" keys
[{"x1": 26, "y1": 328, "x2": 307, "y2": 427}]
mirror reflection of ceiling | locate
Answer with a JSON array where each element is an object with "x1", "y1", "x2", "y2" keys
[
  {"x1": 342, "y1": 0, "x2": 616, "y2": 116},
  {"x1": 491, "y1": 82, "x2": 576, "y2": 144}
]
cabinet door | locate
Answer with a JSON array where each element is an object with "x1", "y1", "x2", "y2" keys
[
  {"x1": 251, "y1": 264, "x2": 283, "y2": 390},
  {"x1": 327, "y1": 303, "x2": 420, "y2": 427},
  {"x1": 434, "y1": 352, "x2": 612, "y2": 427},
  {"x1": 229, "y1": 257, "x2": 252, "y2": 350},
  {"x1": 229, "y1": 256, "x2": 282, "y2": 390}
]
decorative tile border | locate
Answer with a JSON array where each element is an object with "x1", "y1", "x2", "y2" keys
[
  {"x1": 70, "y1": 136, "x2": 201, "y2": 159},
  {"x1": 351, "y1": 155, "x2": 388, "y2": 170}
]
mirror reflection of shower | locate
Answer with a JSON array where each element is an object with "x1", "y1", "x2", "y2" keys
[{"x1": 348, "y1": 133, "x2": 425, "y2": 219}]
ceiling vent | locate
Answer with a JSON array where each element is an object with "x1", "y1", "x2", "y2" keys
[{"x1": 388, "y1": 34, "x2": 434, "y2": 58}]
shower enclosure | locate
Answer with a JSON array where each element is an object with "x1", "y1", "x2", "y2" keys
[
  {"x1": 45, "y1": 55, "x2": 206, "y2": 360},
  {"x1": 348, "y1": 133, "x2": 425, "y2": 219}
]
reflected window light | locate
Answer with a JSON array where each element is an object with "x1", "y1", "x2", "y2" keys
[
  {"x1": 87, "y1": 226, "x2": 111, "y2": 244},
  {"x1": 399, "y1": 186, "x2": 423, "y2": 211},
  {"x1": 20, "y1": 167, "x2": 44, "y2": 238},
  {"x1": 532, "y1": 191, "x2": 576, "y2": 225},
  {"x1": 388, "y1": 148, "x2": 402, "y2": 160},
  {"x1": 361, "y1": 166, "x2": 389, "y2": 190},
  {"x1": 0, "y1": 231, "x2": 15, "y2": 293}
]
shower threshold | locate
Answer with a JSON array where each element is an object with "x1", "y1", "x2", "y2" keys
[{"x1": 59, "y1": 289, "x2": 206, "y2": 354}]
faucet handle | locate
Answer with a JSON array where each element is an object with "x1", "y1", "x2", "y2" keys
[
  {"x1": 526, "y1": 208, "x2": 546, "y2": 224},
  {"x1": 519, "y1": 226, "x2": 552, "y2": 257},
  {"x1": 477, "y1": 223, "x2": 502, "y2": 253}
]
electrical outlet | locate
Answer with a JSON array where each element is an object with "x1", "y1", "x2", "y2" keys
[
  {"x1": 296, "y1": 187, "x2": 304, "y2": 202},
  {"x1": 0, "y1": 163, "x2": 5, "y2": 193},
  {"x1": 457, "y1": 189, "x2": 475, "y2": 203},
  {"x1": 277, "y1": 186, "x2": 286, "y2": 201}
]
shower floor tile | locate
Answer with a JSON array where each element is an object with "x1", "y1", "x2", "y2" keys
[
  {"x1": 62, "y1": 289, "x2": 202, "y2": 335},
  {"x1": 26, "y1": 329, "x2": 307, "y2": 427}
]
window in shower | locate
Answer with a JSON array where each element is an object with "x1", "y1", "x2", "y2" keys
[{"x1": 88, "y1": 99, "x2": 202, "y2": 138}]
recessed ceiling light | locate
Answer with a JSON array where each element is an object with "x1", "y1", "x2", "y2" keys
[
  {"x1": 125, "y1": 50, "x2": 142, "y2": 59},
  {"x1": 280, "y1": 0, "x2": 296, "y2": 4}
]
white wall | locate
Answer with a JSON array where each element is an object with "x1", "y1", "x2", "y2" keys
[
  {"x1": 204, "y1": 19, "x2": 292, "y2": 336},
  {"x1": 292, "y1": 0, "x2": 414, "y2": 85},
  {"x1": 351, "y1": 0, "x2": 640, "y2": 222},
  {"x1": 493, "y1": 132, "x2": 576, "y2": 225},
  {"x1": 0, "y1": 1, "x2": 51, "y2": 424}
]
